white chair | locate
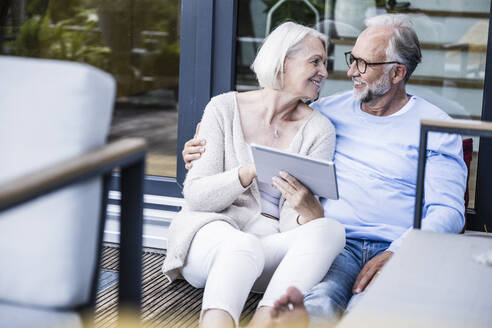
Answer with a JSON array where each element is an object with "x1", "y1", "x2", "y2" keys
[{"x1": 0, "y1": 56, "x2": 145, "y2": 327}]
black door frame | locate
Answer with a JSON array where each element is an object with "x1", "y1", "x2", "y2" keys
[
  {"x1": 145, "y1": 0, "x2": 492, "y2": 232},
  {"x1": 470, "y1": 0, "x2": 492, "y2": 231}
]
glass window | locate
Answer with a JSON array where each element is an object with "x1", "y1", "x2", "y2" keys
[
  {"x1": 235, "y1": 0, "x2": 490, "y2": 210},
  {"x1": 1, "y1": 0, "x2": 181, "y2": 177}
]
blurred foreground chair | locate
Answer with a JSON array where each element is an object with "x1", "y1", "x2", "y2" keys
[{"x1": 0, "y1": 56, "x2": 146, "y2": 327}]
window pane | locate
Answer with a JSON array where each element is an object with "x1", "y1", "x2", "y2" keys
[
  {"x1": 1, "y1": 0, "x2": 180, "y2": 177},
  {"x1": 235, "y1": 0, "x2": 490, "y2": 210}
]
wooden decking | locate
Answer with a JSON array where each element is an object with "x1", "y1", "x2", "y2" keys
[{"x1": 95, "y1": 246, "x2": 261, "y2": 328}]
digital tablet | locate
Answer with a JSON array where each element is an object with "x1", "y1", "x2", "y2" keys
[{"x1": 250, "y1": 144, "x2": 338, "y2": 200}]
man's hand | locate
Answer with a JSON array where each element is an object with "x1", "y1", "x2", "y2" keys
[
  {"x1": 353, "y1": 250, "x2": 393, "y2": 294},
  {"x1": 183, "y1": 123, "x2": 205, "y2": 169},
  {"x1": 272, "y1": 171, "x2": 324, "y2": 223}
]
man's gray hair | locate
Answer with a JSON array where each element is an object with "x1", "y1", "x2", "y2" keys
[
  {"x1": 251, "y1": 22, "x2": 326, "y2": 89},
  {"x1": 365, "y1": 14, "x2": 422, "y2": 83}
]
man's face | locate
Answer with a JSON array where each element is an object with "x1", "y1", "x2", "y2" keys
[
  {"x1": 347, "y1": 27, "x2": 394, "y2": 103},
  {"x1": 352, "y1": 65, "x2": 392, "y2": 103}
]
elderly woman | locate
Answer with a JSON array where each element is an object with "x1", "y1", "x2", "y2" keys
[{"x1": 162, "y1": 22, "x2": 345, "y2": 328}]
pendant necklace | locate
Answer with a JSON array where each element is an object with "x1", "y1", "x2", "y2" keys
[{"x1": 262, "y1": 89, "x2": 280, "y2": 138}]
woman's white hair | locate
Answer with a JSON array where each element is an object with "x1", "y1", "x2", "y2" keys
[
  {"x1": 251, "y1": 21, "x2": 326, "y2": 90},
  {"x1": 365, "y1": 14, "x2": 422, "y2": 82}
]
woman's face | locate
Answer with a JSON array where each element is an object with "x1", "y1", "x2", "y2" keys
[{"x1": 282, "y1": 35, "x2": 328, "y2": 100}]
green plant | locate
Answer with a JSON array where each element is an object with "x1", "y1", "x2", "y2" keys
[
  {"x1": 9, "y1": 15, "x2": 44, "y2": 57},
  {"x1": 7, "y1": 0, "x2": 182, "y2": 95},
  {"x1": 9, "y1": 6, "x2": 110, "y2": 70},
  {"x1": 375, "y1": 0, "x2": 386, "y2": 8}
]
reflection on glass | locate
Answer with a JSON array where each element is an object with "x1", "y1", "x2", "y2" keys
[
  {"x1": 0, "y1": 0, "x2": 180, "y2": 177},
  {"x1": 236, "y1": 0, "x2": 490, "y2": 209}
]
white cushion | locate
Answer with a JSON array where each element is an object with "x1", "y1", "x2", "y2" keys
[
  {"x1": 0, "y1": 56, "x2": 115, "y2": 308},
  {"x1": 0, "y1": 302, "x2": 82, "y2": 328}
]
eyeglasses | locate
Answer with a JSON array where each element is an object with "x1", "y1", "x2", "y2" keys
[{"x1": 344, "y1": 51, "x2": 402, "y2": 74}]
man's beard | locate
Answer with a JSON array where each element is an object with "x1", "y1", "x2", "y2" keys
[{"x1": 353, "y1": 73, "x2": 391, "y2": 103}]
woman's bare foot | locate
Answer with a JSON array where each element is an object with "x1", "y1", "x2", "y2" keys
[{"x1": 269, "y1": 286, "x2": 309, "y2": 328}]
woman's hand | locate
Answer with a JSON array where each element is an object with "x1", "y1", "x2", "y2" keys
[
  {"x1": 183, "y1": 123, "x2": 206, "y2": 169},
  {"x1": 272, "y1": 171, "x2": 324, "y2": 224},
  {"x1": 239, "y1": 163, "x2": 257, "y2": 188}
]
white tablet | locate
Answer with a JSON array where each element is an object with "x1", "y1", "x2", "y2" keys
[{"x1": 250, "y1": 144, "x2": 338, "y2": 200}]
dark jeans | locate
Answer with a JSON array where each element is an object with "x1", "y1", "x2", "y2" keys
[{"x1": 304, "y1": 238, "x2": 391, "y2": 327}]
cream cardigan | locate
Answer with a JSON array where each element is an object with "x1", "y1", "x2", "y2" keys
[{"x1": 162, "y1": 91, "x2": 336, "y2": 281}]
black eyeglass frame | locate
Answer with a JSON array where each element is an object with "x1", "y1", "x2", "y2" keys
[{"x1": 344, "y1": 51, "x2": 402, "y2": 74}]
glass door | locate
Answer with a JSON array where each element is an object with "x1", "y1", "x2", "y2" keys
[{"x1": 0, "y1": 0, "x2": 181, "y2": 178}]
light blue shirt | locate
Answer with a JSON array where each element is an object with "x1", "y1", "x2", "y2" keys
[{"x1": 311, "y1": 91, "x2": 467, "y2": 252}]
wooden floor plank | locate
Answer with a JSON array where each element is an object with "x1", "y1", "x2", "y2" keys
[{"x1": 96, "y1": 246, "x2": 260, "y2": 328}]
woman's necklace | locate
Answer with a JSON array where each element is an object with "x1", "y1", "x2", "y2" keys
[{"x1": 262, "y1": 91, "x2": 281, "y2": 139}]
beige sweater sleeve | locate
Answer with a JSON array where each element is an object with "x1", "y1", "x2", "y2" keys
[
  {"x1": 183, "y1": 99, "x2": 249, "y2": 212},
  {"x1": 279, "y1": 124, "x2": 336, "y2": 232}
]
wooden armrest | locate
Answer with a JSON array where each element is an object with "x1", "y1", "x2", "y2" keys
[
  {"x1": 421, "y1": 119, "x2": 492, "y2": 132},
  {"x1": 0, "y1": 138, "x2": 147, "y2": 212},
  {"x1": 415, "y1": 119, "x2": 492, "y2": 229}
]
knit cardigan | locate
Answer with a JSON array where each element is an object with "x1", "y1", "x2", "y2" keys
[{"x1": 162, "y1": 91, "x2": 336, "y2": 281}]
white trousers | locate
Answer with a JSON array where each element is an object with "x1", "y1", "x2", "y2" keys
[{"x1": 181, "y1": 216, "x2": 345, "y2": 325}]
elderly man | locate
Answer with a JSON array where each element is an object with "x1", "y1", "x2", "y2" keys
[{"x1": 182, "y1": 14, "x2": 467, "y2": 327}]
